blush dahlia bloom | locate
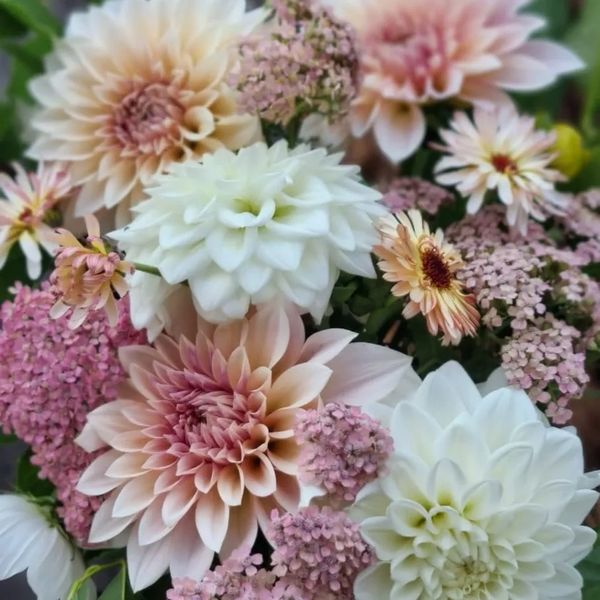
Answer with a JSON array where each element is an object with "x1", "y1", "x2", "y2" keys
[
  {"x1": 27, "y1": 0, "x2": 263, "y2": 221},
  {"x1": 353, "y1": 362, "x2": 600, "y2": 600},
  {"x1": 323, "y1": 0, "x2": 582, "y2": 162},
  {"x1": 50, "y1": 215, "x2": 133, "y2": 328},
  {"x1": 76, "y1": 301, "x2": 416, "y2": 591},
  {"x1": 111, "y1": 141, "x2": 384, "y2": 331},
  {"x1": 0, "y1": 162, "x2": 71, "y2": 279},
  {"x1": 374, "y1": 210, "x2": 480, "y2": 345},
  {"x1": 435, "y1": 106, "x2": 567, "y2": 233}
]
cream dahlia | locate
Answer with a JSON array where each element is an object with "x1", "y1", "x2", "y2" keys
[
  {"x1": 323, "y1": 0, "x2": 582, "y2": 162},
  {"x1": 353, "y1": 361, "x2": 600, "y2": 600},
  {"x1": 0, "y1": 162, "x2": 71, "y2": 279},
  {"x1": 27, "y1": 0, "x2": 263, "y2": 221},
  {"x1": 111, "y1": 140, "x2": 385, "y2": 330},
  {"x1": 435, "y1": 106, "x2": 567, "y2": 233},
  {"x1": 374, "y1": 210, "x2": 480, "y2": 345},
  {"x1": 76, "y1": 300, "x2": 417, "y2": 591}
]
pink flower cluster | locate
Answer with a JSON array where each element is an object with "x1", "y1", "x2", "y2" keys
[
  {"x1": 167, "y1": 546, "x2": 305, "y2": 600},
  {"x1": 448, "y1": 208, "x2": 550, "y2": 330},
  {"x1": 501, "y1": 316, "x2": 589, "y2": 424},
  {"x1": 269, "y1": 506, "x2": 375, "y2": 599},
  {"x1": 382, "y1": 177, "x2": 454, "y2": 216},
  {"x1": 0, "y1": 283, "x2": 144, "y2": 542},
  {"x1": 296, "y1": 403, "x2": 393, "y2": 505},
  {"x1": 235, "y1": 0, "x2": 358, "y2": 126}
]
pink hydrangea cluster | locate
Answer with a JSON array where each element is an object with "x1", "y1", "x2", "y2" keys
[
  {"x1": 382, "y1": 177, "x2": 454, "y2": 216},
  {"x1": 167, "y1": 547, "x2": 305, "y2": 600},
  {"x1": 0, "y1": 283, "x2": 144, "y2": 542},
  {"x1": 296, "y1": 402, "x2": 393, "y2": 505},
  {"x1": 234, "y1": 0, "x2": 358, "y2": 126},
  {"x1": 501, "y1": 316, "x2": 589, "y2": 424},
  {"x1": 557, "y1": 268, "x2": 600, "y2": 305},
  {"x1": 269, "y1": 506, "x2": 375, "y2": 599}
]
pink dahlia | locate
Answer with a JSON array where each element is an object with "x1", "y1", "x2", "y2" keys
[
  {"x1": 76, "y1": 301, "x2": 415, "y2": 590},
  {"x1": 326, "y1": 0, "x2": 582, "y2": 162}
]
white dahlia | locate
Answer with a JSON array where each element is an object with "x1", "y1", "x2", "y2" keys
[
  {"x1": 27, "y1": 0, "x2": 263, "y2": 221},
  {"x1": 353, "y1": 362, "x2": 599, "y2": 600},
  {"x1": 111, "y1": 141, "x2": 384, "y2": 329}
]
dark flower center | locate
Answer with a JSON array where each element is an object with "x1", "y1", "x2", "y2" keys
[
  {"x1": 421, "y1": 247, "x2": 452, "y2": 289},
  {"x1": 491, "y1": 154, "x2": 517, "y2": 174}
]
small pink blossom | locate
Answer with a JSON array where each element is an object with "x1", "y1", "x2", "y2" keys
[
  {"x1": 296, "y1": 402, "x2": 393, "y2": 505},
  {"x1": 269, "y1": 506, "x2": 375, "y2": 600}
]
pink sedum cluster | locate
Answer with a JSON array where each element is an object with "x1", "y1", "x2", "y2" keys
[
  {"x1": 167, "y1": 546, "x2": 305, "y2": 600},
  {"x1": 269, "y1": 506, "x2": 375, "y2": 599},
  {"x1": 235, "y1": 0, "x2": 358, "y2": 126},
  {"x1": 296, "y1": 402, "x2": 393, "y2": 505},
  {"x1": 381, "y1": 177, "x2": 454, "y2": 216},
  {"x1": 0, "y1": 283, "x2": 144, "y2": 542},
  {"x1": 501, "y1": 316, "x2": 589, "y2": 424}
]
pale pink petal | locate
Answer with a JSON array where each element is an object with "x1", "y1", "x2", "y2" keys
[
  {"x1": 88, "y1": 492, "x2": 137, "y2": 544},
  {"x1": 161, "y1": 479, "x2": 198, "y2": 527},
  {"x1": 373, "y1": 102, "x2": 426, "y2": 163},
  {"x1": 217, "y1": 464, "x2": 245, "y2": 506},
  {"x1": 246, "y1": 304, "x2": 290, "y2": 369},
  {"x1": 298, "y1": 328, "x2": 357, "y2": 365},
  {"x1": 195, "y1": 488, "x2": 230, "y2": 552},
  {"x1": 267, "y1": 363, "x2": 332, "y2": 412},
  {"x1": 138, "y1": 497, "x2": 174, "y2": 545},
  {"x1": 219, "y1": 495, "x2": 258, "y2": 559},
  {"x1": 241, "y1": 454, "x2": 277, "y2": 497},
  {"x1": 520, "y1": 40, "x2": 584, "y2": 75},
  {"x1": 322, "y1": 342, "x2": 416, "y2": 406},
  {"x1": 127, "y1": 522, "x2": 172, "y2": 592},
  {"x1": 77, "y1": 450, "x2": 123, "y2": 496},
  {"x1": 113, "y1": 473, "x2": 159, "y2": 518}
]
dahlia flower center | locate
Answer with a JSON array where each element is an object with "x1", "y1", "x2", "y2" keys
[
  {"x1": 420, "y1": 245, "x2": 452, "y2": 289},
  {"x1": 158, "y1": 364, "x2": 266, "y2": 465},
  {"x1": 373, "y1": 18, "x2": 454, "y2": 95},
  {"x1": 111, "y1": 82, "x2": 184, "y2": 155},
  {"x1": 491, "y1": 154, "x2": 518, "y2": 175}
]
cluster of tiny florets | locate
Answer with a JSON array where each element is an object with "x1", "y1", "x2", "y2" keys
[
  {"x1": 382, "y1": 177, "x2": 454, "y2": 216},
  {"x1": 296, "y1": 403, "x2": 393, "y2": 504},
  {"x1": 501, "y1": 315, "x2": 589, "y2": 424},
  {"x1": 167, "y1": 547, "x2": 305, "y2": 600},
  {"x1": 269, "y1": 506, "x2": 375, "y2": 599},
  {"x1": 0, "y1": 283, "x2": 145, "y2": 542},
  {"x1": 234, "y1": 0, "x2": 358, "y2": 126}
]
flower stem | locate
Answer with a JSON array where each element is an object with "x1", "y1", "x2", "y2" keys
[{"x1": 133, "y1": 262, "x2": 162, "y2": 277}]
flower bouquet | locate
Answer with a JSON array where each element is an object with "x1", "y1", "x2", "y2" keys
[{"x1": 1, "y1": 0, "x2": 600, "y2": 598}]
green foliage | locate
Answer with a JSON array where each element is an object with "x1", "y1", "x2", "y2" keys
[
  {"x1": 579, "y1": 529, "x2": 600, "y2": 598},
  {"x1": 16, "y1": 448, "x2": 54, "y2": 497}
]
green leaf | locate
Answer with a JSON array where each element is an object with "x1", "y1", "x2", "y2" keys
[
  {"x1": 579, "y1": 528, "x2": 600, "y2": 594},
  {"x1": 0, "y1": 0, "x2": 60, "y2": 41},
  {"x1": 67, "y1": 561, "x2": 124, "y2": 600},
  {"x1": 99, "y1": 567, "x2": 135, "y2": 600},
  {"x1": 16, "y1": 449, "x2": 54, "y2": 497},
  {"x1": 528, "y1": 0, "x2": 570, "y2": 38},
  {"x1": 0, "y1": 433, "x2": 17, "y2": 444}
]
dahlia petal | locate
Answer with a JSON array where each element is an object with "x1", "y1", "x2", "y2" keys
[
  {"x1": 246, "y1": 303, "x2": 290, "y2": 369},
  {"x1": 127, "y1": 523, "x2": 172, "y2": 591},
  {"x1": 161, "y1": 479, "x2": 198, "y2": 527},
  {"x1": 558, "y1": 490, "x2": 599, "y2": 527},
  {"x1": 267, "y1": 439, "x2": 300, "y2": 475},
  {"x1": 267, "y1": 362, "x2": 332, "y2": 412},
  {"x1": 105, "y1": 452, "x2": 148, "y2": 478},
  {"x1": 354, "y1": 560, "x2": 394, "y2": 600},
  {"x1": 492, "y1": 54, "x2": 555, "y2": 90},
  {"x1": 217, "y1": 464, "x2": 244, "y2": 506},
  {"x1": 426, "y1": 458, "x2": 468, "y2": 507},
  {"x1": 77, "y1": 450, "x2": 123, "y2": 496},
  {"x1": 113, "y1": 473, "x2": 159, "y2": 518},
  {"x1": 219, "y1": 494, "x2": 258, "y2": 559},
  {"x1": 213, "y1": 319, "x2": 249, "y2": 358},
  {"x1": 520, "y1": 40, "x2": 584, "y2": 75},
  {"x1": 76, "y1": 422, "x2": 107, "y2": 452},
  {"x1": 373, "y1": 102, "x2": 426, "y2": 163},
  {"x1": 195, "y1": 488, "x2": 230, "y2": 552},
  {"x1": 138, "y1": 497, "x2": 174, "y2": 546},
  {"x1": 323, "y1": 342, "x2": 415, "y2": 407},
  {"x1": 273, "y1": 472, "x2": 300, "y2": 513},
  {"x1": 241, "y1": 454, "x2": 277, "y2": 497},
  {"x1": 168, "y1": 514, "x2": 214, "y2": 581},
  {"x1": 88, "y1": 492, "x2": 136, "y2": 544}
]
